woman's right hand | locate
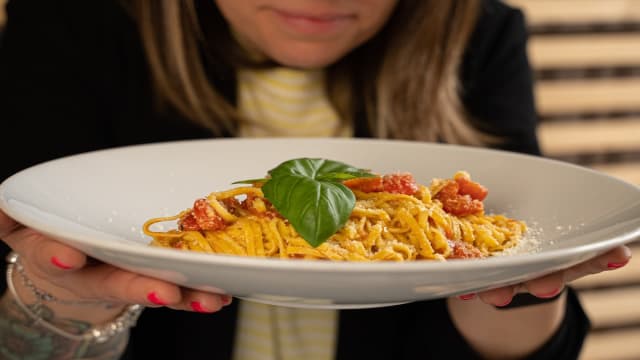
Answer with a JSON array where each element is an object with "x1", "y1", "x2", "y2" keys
[{"x1": 0, "y1": 209, "x2": 231, "y2": 323}]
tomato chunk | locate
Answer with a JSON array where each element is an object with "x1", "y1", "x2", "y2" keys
[
  {"x1": 343, "y1": 177, "x2": 384, "y2": 193},
  {"x1": 382, "y1": 173, "x2": 418, "y2": 195},
  {"x1": 178, "y1": 213, "x2": 199, "y2": 231},
  {"x1": 447, "y1": 239, "x2": 484, "y2": 259},
  {"x1": 455, "y1": 176, "x2": 488, "y2": 201},
  {"x1": 434, "y1": 181, "x2": 484, "y2": 216},
  {"x1": 179, "y1": 198, "x2": 226, "y2": 231},
  {"x1": 343, "y1": 173, "x2": 418, "y2": 195}
]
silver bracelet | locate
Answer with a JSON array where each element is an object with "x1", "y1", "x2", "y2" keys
[
  {"x1": 10, "y1": 252, "x2": 113, "y2": 307},
  {"x1": 6, "y1": 252, "x2": 145, "y2": 344}
]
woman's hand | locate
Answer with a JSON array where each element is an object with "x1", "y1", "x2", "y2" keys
[
  {"x1": 472, "y1": 245, "x2": 632, "y2": 306},
  {"x1": 448, "y1": 245, "x2": 632, "y2": 359},
  {"x1": 0, "y1": 209, "x2": 231, "y2": 322}
]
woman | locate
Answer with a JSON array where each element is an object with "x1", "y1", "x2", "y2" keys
[{"x1": 0, "y1": 0, "x2": 632, "y2": 359}]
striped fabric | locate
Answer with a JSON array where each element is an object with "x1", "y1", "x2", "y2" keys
[
  {"x1": 237, "y1": 67, "x2": 351, "y2": 138},
  {"x1": 233, "y1": 66, "x2": 345, "y2": 360},
  {"x1": 233, "y1": 302, "x2": 338, "y2": 360}
]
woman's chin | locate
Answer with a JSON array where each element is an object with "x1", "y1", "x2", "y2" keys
[{"x1": 266, "y1": 47, "x2": 347, "y2": 69}]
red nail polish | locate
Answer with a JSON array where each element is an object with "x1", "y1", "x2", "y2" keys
[
  {"x1": 222, "y1": 295, "x2": 233, "y2": 305},
  {"x1": 495, "y1": 298, "x2": 512, "y2": 307},
  {"x1": 147, "y1": 292, "x2": 166, "y2": 305},
  {"x1": 51, "y1": 256, "x2": 73, "y2": 270},
  {"x1": 190, "y1": 301, "x2": 209, "y2": 313},
  {"x1": 458, "y1": 293, "x2": 476, "y2": 301},
  {"x1": 608, "y1": 261, "x2": 629, "y2": 269}
]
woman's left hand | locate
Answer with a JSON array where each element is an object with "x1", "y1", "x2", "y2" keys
[
  {"x1": 448, "y1": 245, "x2": 632, "y2": 359},
  {"x1": 473, "y1": 245, "x2": 632, "y2": 306}
]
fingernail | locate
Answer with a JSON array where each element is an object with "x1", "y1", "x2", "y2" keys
[
  {"x1": 537, "y1": 288, "x2": 562, "y2": 299},
  {"x1": 458, "y1": 293, "x2": 476, "y2": 301},
  {"x1": 495, "y1": 297, "x2": 512, "y2": 307},
  {"x1": 608, "y1": 260, "x2": 629, "y2": 269},
  {"x1": 147, "y1": 292, "x2": 166, "y2": 305},
  {"x1": 190, "y1": 301, "x2": 211, "y2": 313},
  {"x1": 222, "y1": 295, "x2": 233, "y2": 305},
  {"x1": 51, "y1": 256, "x2": 73, "y2": 270}
]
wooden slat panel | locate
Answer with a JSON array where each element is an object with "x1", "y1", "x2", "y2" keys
[
  {"x1": 580, "y1": 328, "x2": 640, "y2": 360},
  {"x1": 577, "y1": 286, "x2": 640, "y2": 328},
  {"x1": 538, "y1": 118, "x2": 640, "y2": 155},
  {"x1": 590, "y1": 162, "x2": 640, "y2": 184},
  {"x1": 506, "y1": 0, "x2": 640, "y2": 25},
  {"x1": 529, "y1": 34, "x2": 640, "y2": 68},
  {"x1": 535, "y1": 78, "x2": 640, "y2": 115}
]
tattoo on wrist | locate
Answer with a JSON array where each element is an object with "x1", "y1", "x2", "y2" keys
[{"x1": 0, "y1": 293, "x2": 129, "y2": 360}]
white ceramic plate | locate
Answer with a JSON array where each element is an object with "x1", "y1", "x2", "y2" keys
[{"x1": 1, "y1": 138, "x2": 639, "y2": 309}]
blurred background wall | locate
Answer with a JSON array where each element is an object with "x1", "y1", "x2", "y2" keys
[
  {"x1": 504, "y1": 1, "x2": 640, "y2": 358},
  {"x1": 0, "y1": 1, "x2": 639, "y2": 359}
]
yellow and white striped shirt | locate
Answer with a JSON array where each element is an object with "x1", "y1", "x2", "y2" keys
[
  {"x1": 233, "y1": 67, "x2": 350, "y2": 360},
  {"x1": 237, "y1": 67, "x2": 351, "y2": 138}
]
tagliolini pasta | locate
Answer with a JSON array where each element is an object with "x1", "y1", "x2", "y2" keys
[{"x1": 144, "y1": 171, "x2": 526, "y2": 261}]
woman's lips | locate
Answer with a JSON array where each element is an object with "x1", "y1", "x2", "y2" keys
[{"x1": 270, "y1": 9, "x2": 356, "y2": 37}]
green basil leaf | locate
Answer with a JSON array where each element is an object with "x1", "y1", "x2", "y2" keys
[
  {"x1": 316, "y1": 171, "x2": 377, "y2": 182},
  {"x1": 260, "y1": 158, "x2": 375, "y2": 247},
  {"x1": 268, "y1": 158, "x2": 373, "y2": 180},
  {"x1": 262, "y1": 175, "x2": 354, "y2": 247},
  {"x1": 231, "y1": 178, "x2": 269, "y2": 185}
]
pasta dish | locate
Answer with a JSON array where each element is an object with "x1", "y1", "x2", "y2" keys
[{"x1": 144, "y1": 166, "x2": 526, "y2": 261}]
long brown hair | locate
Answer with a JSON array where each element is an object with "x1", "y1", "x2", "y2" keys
[{"x1": 129, "y1": 0, "x2": 489, "y2": 144}]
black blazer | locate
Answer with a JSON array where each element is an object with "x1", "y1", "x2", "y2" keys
[{"x1": 0, "y1": 1, "x2": 588, "y2": 359}]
